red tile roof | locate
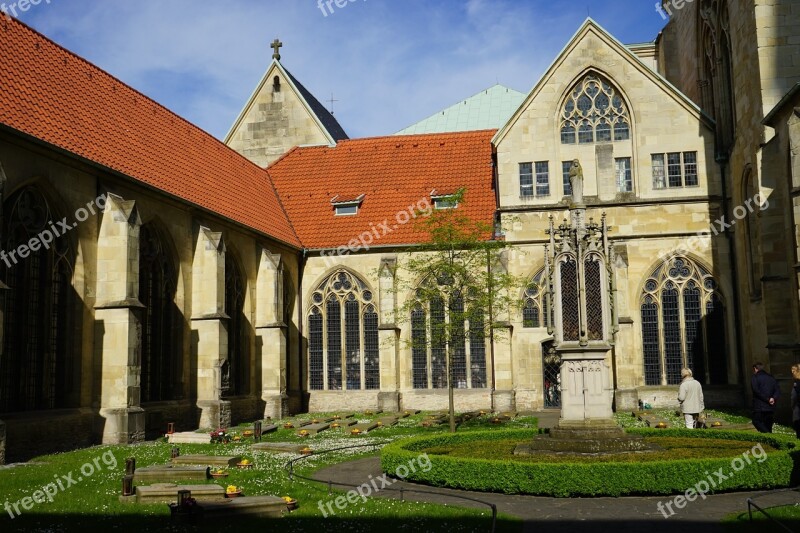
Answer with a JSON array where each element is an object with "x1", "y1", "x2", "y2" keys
[
  {"x1": 267, "y1": 130, "x2": 497, "y2": 250},
  {"x1": 0, "y1": 18, "x2": 300, "y2": 248}
]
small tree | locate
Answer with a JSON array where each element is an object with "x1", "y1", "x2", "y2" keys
[{"x1": 393, "y1": 189, "x2": 524, "y2": 432}]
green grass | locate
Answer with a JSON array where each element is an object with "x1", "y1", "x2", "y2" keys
[
  {"x1": 722, "y1": 503, "x2": 800, "y2": 531},
  {"x1": 614, "y1": 408, "x2": 796, "y2": 436},
  {"x1": 422, "y1": 436, "x2": 778, "y2": 463},
  {"x1": 0, "y1": 411, "x2": 528, "y2": 533}
]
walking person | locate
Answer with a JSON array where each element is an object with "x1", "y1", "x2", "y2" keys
[
  {"x1": 791, "y1": 364, "x2": 800, "y2": 438},
  {"x1": 751, "y1": 362, "x2": 781, "y2": 433},
  {"x1": 678, "y1": 368, "x2": 704, "y2": 429}
]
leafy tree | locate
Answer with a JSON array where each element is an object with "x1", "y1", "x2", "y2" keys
[{"x1": 393, "y1": 189, "x2": 524, "y2": 432}]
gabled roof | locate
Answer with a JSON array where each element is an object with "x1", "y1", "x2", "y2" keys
[
  {"x1": 224, "y1": 59, "x2": 348, "y2": 146},
  {"x1": 493, "y1": 18, "x2": 714, "y2": 145},
  {"x1": 267, "y1": 130, "x2": 497, "y2": 250},
  {"x1": 395, "y1": 84, "x2": 525, "y2": 135},
  {"x1": 0, "y1": 18, "x2": 301, "y2": 248}
]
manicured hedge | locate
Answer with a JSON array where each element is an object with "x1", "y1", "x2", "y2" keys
[{"x1": 380, "y1": 429, "x2": 798, "y2": 497}]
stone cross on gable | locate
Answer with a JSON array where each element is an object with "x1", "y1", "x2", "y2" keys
[{"x1": 271, "y1": 39, "x2": 283, "y2": 61}]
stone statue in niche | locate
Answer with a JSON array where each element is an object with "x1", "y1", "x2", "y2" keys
[{"x1": 568, "y1": 159, "x2": 584, "y2": 204}]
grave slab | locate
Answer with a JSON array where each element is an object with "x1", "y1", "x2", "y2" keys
[
  {"x1": 168, "y1": 432, "x2": 212, "y2": 445},
  {"x1": 376, "y1": 417, "x2": 398, "y2": 427},
  {"x1": 309, "y1": 417, "x2": 334, "y2": 424},
  {"x1": 301, "y1": 423, "x2": 330, "y2": 435},
  {"x1": 172, "y1": 455, "x2": 241, "y2": 467},
  {"x1": 330, "y1": 419, "x2": 357, "y2": 428},
  {"x1": 199, "y1": 495, "x2": 288, "y2": 518},
  {"x1": 252, "y1": 442, "x2": 306, "y2": 453},
  {"x1": 133, "y1": 465, "x2": 210, "y2": 482},
  {"x1": 351, "y1": 422, "x2": 379, "y2": 433},
  {"x1": 136, "y1": 483, "x2": 224, "y2": 504}
]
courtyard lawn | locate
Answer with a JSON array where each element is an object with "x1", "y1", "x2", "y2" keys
[
  {"x1": 0, "y1": 412, "x2": 531, "y2": 533},
  {"x1": 614, "y1": 408, "x2": 796, "y2": 436},
  {"x1": 722, "y1": 504, "x2": 800, "y2": 531}
]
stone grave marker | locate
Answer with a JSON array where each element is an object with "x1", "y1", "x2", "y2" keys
[
  {"x1": 172, "y1": 455, "x2": 241, "y2": 467},
  {"x1": 133, "y1": 465, "x2": 210, "y2": 482},
  {"x1": 301, "y1": 423, "x2": 330, "y2": 435},
  {"x1": 168, "y1": 432, "x2": 212, "y2": 445},
  {"x1": 199, "y1": 495, "x2": 288, "y2": 518},
  {"x1": 252, "y1": 442, "x2": 306, "y2": 454},
  {"x1": 351, "y1": 421, "x2": 379, "y2": 433},
  {"x1": 135, "y1": 483, "x2": 224, "y2": 504}
]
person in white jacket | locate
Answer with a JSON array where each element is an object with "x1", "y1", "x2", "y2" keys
[{"x1": 678, "y1": 368, "x2": 704, "y2": 429}]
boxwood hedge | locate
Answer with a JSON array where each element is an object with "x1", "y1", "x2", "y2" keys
[{"x1": 380, "y1": 428, "x2": 798, "y2": 497}]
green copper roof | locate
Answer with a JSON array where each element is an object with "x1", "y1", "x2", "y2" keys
[{"x1": 395, "y1": 84, "x2": 526, "y2": 135}]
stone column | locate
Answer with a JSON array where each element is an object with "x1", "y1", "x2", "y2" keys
[
  {"x1": 192, "y1": 226, "x2": 230, "y2": 429},
  {"x1": 95, "y1": 194, "x2": 146, "y2": 444},
  {"x1": 378, "y1": 257, "x2": 400, "y2": 411},
  {"x1": 256, "y1": 248, "x2": 288, "y2": 419}
]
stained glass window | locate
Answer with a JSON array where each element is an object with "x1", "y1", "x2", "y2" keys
[
  {"x1": 561, "y1": 74, "x2": 631, "y2": 145},
  {"x1": 307, "y1": 270, "x2": 378, "y2": 391},
  {"x1": 640, "y1": 257, "x2": 727, "y2": 385}
]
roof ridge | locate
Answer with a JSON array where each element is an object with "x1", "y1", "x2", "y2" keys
[{"x1": 335, "y1": 129, "x2": 499, "y2": 144}]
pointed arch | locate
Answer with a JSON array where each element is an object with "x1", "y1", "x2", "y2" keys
[
  {"x1": 558, "y1": 70, "x2": 632, "y2": 145},
  {"x1": 307, "y1": 269, "x2": 378, "y2": 391},
  {"x1": 139, "y1": 221, "x2": 182, "y2": 402},
  {"x1": 699, "y1": 0, "x2": 736, "y2": 152},
  {"x1": 639, "y1": 255, "x2": 728, "y2": 385},
  {"x1": 522, "y1": 267, "x2": 550, "y2": 329},
  {"x1": 223, "y1": 249, "x2": 249, "y2": 397},
  {"x1": 0, "y1": 185, "x2": 79, "y2": 412}
]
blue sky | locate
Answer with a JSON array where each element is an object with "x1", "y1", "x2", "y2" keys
[{"x1": 17, "y1": 0, "x2": 669, "y2": 139}]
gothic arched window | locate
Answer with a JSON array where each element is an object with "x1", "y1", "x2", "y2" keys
[
  {"x1": 700, "y1": 0, "x2": 736, "y2": 152},
  {"x1": 640, "y1": 256, "x2": 727, "y2": 386},
  {"x1": 308, "y1": 270, "x2": 379, "y2": 391},
  {"x1": 560, "y1": 74, "x2": 631, "y2": 145},
  {"x1": 139, "y1": 224, "x2": 181, "y2": 402},
  {"x1": 223, "y1": 253, "x2": 248, "y2": 397},
  {"x1": 523, "y1": 268, "x2": 550, "y2": 328},
  {"x1": 0, "y1": 187, "x2": 77, "y2": 412},
  {"x1": 410, "y1": 281, "x2": 487, "y2": 390}
]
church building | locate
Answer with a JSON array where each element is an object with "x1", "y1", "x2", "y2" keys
[{"x1": 0, "y1": 0, "x2": 798, "y2": 463}]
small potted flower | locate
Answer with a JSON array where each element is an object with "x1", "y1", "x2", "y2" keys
[
  {"x1": 236, "y1": 458, "x2": 253, "y2": 470},
  {"x1": 311, "y1": 418, "x2": 319, "y2": 424},
  {"x1": 331, "y1": 422, "x2": 340, "y2": 429},
  {"x1": 210, "y1": 468, "x2": 229, "y2": 479},
  {"x1": 283, "y1": 422, "x2": 294, "y2": 430},
  {"x1": 210, "y1": 429, "x2": 229, "y2": 444},
  {"x1": 232, "y1": 434, "x2": 242, "y2": 442},
  {"x1": 300, "y1": 447, "x2": 313, "y2": 456},
  {"x1": 282, "y1": 496, "x2": 298, "y2": 511},
  {"x1": 351, "y1": 428, "x2": 362, "y2": 436},
  {"x1": 242, "y1": 429, "x2": 254, "y2": 438},
  {"x1": 225, "y1": 485, "x2": 243, "y2": 498},
  {"x1": 491, "y1": 417, "x2": 503, "y2": 425},
  {"x1": 297, "y1": 429, "x2": 310, "y2": 438}
]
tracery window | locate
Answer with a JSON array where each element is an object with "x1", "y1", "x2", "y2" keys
[
  {"x1": 560, "y1": 74, "x2": 631, "y2": 145},
  {"x1": 522, "y1": 269, "x2": 551, "y2": 329},
  {"x1": 308, "y1": 270, "x2": 379, "y2": 391},
  {"x1": 0, "y1": 187, "x2": 76, "y2": 412},
  {"x1": 222, "y1": 254, "x2": 248, "y2": 397},
  {"x1": 640, "y1": 256, "x2": 727, "y2": 386},
  {"x1": 139, "y1": 224, "x2": 181, "y2": 402},
  {"x1": 410, "y1": 281, "x2": 487, "y2": 390},
  {"x1": 700, "y1": 0, "x2": 736, "y2": 152}
]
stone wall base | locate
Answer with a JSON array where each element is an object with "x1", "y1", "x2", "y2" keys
[
  {"x1": 492, "y1": 389, "x2": 516, "y2": 412},
  {"x1": 98, "y1": 407, "x2": 145, "y2": 445},
  {"x1": 261, "y1": 392, "x2": 289, "y2": 420},
  {"x1": 197, "y1": 400, "x2": 231, "y2": 430},
  {"x1": 378, "y1": 392, "x2": 401, "y2": 413}
]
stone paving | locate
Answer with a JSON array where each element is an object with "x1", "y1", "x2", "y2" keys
[{"x1": 313, "y1": 411, "x2": 799, "y2": 532}]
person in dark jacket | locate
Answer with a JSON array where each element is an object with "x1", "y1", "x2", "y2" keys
[
  {"x1": 792, "y1": 364, "x2": 800, "y2": 439},
  {"x1": 751, "y1": 362, "x2": 781, "y2": 433}
]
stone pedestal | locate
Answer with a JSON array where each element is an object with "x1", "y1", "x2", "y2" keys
[
  {"x1": 558, "y1": 346, "x2": 614, "y2": 423},
  {"x1": 261, "y1": 392, "x2": 288, "y2": 420},
  {"x1": 378, "y1": 391, "x2": 400, "y2": 412},
  {"x1": 98, "y1": 407, "x2": 146, "y2": 445}
]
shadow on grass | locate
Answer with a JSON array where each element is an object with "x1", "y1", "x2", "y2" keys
[{"x1": 1, "y1": 513, "x2": 517, "y2": 533}]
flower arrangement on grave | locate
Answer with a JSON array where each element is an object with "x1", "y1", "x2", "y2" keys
[
  {"x1": 364, "y1": 411, "x2": 373, "y2": 416},
  {"x1": 376, "y1": 421, "x2": 383, "y2": 427},
  {"x1": 282, "y1": 495, "x2": 298, "y2": 510},
  {"x1": 331, "y1": 422, "x2": 340, "y2": 429},
  {"x1": 236, "y1": 458, "x2": 253, "y2": 469},
  {"x1": 283, "y1": 422, "x2": 294, "y2": 429},
  {"x1": 491, "y1": 417, "x2": 502, "y2": 425},
  {"x1": 298, "y1": 429, "x2": 310, "y2": 438},
  {"x1": 226, "y1": 485, "x2": 242, "y2": 498},
  {"x1": 300, "y1": 447, "x2": 313, "y2": 455},
  {"x1": 210, "y1": 429, "x2": 230, "y2": 444},
  {"x1": 232, "y1": 433, "x2": 242, "y2": 442},
  {"x1": 311, "y1": 419, "x2": 319, "y2": 424},
  {"x1": 242, "y1": 429, "x2": 254, "y2": 438},
  {"x1": 351, "y1": 428, "x2": 362, "y2": 436},
  {"x1": 210, "y1": 469, "x2": 229, "y2": 479}
]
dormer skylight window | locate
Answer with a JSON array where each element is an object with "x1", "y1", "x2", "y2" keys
[
  {"x1": 431, "y1": 190, "x2": 459, "y2": 210},
  {"x1": 331, "y1": 194, "x2": 364, "y2": 216}
]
